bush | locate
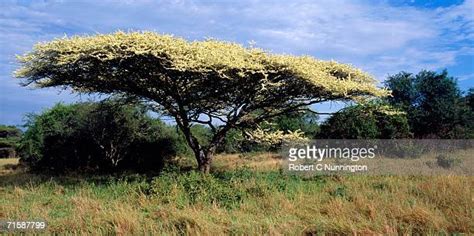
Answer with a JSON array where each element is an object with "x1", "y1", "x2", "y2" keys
[
  {"x1": 318, "y1": 102, "x2": 412, "y2": 139},
  {"x1": 19, "y1": 101, "x2": 183, "y2": 173},
  {"x1": 0, "y1": 125, "x2": 22, "y2": 158},
  {"x1": 436, "y1": 154, "x2": 462, "y2": 169},
  {"x1": 0, "y1": 148, "x2": 16, "y2": 158},
  {"x1": 150, "y1": 168, "x2": 305, "y2": 209},
  {"x1": 0, "y1": 125, "x2": 22, "y2": 139},
  {"x1": 382, "y1": 141, "x2": 425, "y2": 159},
  {"x1": 0, "y1": 138, "x2": 18, "y2": 148},
  {"x1": 152, "y1": 171, "x2": 244, "y2": 209}
]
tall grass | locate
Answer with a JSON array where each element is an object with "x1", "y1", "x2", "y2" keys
[{"x1": 0, "y1": 155, "x2": 472, "y2": 235}]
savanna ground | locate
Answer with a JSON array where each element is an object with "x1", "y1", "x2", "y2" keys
[{"x1": 0, "y1": 153, "x2": 472, "y2": 235}]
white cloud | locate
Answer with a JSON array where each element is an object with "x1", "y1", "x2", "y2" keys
[
  {"x1": 458, "y1": 73, "x2": 474, "y2": 81},
  {"x1": 228, "y1": 0, "x2": 472, "y2": 81}
]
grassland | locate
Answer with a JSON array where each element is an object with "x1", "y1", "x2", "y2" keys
[{"x1": 0, "y1": 154, "x2": 473, "y2": 235}]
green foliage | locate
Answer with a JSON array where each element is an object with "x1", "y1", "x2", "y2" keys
[
  {"x1": 151, "y1": 168, "x2": 315, "y2": 209},
  {"x1": 0, "y1": 125, "x2": 22, "y2": 139},
  {"x1": 152, "y1": 171, "x2": 244, "y2": 209},
  {"x1": 0, "y1": 148, "x2": 16, "y2": 159},
  {"x1": 385, "y1": 70, "x2": 473, "y2": 138},
  {"x1": 319, "y1": 102, "x2": 411, "y2": 139},
  {"x1": 19, "y1": 101, "x2": 182, "y2": 172},
  {"x1": 269, "y1": 110, "x2": 320, "y2": 137},
  {"x1": 219, "y1": 111, "x2": 319, "y2": 153},
  {"x1": 466, "y1": 88, "x2": 474, "y2": 110},
  {"x1": 0, "y1": 138, "x2": 17, "y2": 149},
  {"x1": 219, "y1": 126, "x2": 276, "y2": 154},
  {"x1": 384, "y1": 72, "x2": 417, "y2": 110},
  {"x1": 217, "y1": 129, "x2": 245, "y2": 153},
  {"x1": 168, "y1": 125, "x2": 213, "y2": 158},
  {"x1": 189, "y1": 125, "x2": 213, "y2": 148},
  {"x1": 458, "y1": 88, "x2": 474, "y2": 138},
  {"x1": 0, "y1": 125, "x2": 22, "y2": 158}
]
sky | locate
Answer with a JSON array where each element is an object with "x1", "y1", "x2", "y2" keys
[{"x1": 0, "y1": 0, "x2": 473, "y2": 126}]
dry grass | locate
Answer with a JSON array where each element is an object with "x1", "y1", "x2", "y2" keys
[
  {"x1": 0, "y1": 154, "x2": 473, "y2": 235},
  {"x1": 212, "y1": 153, "x2": 282, "y2": 171},
  {"x1": 0, "y1": 158, "x2": 19, "y2": 175}
]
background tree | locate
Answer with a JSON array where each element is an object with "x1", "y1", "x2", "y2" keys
[
  {"x1": 384, "y1": 72, "x2": 416, "y2": 110},
  {"x1": 458, "y1": 88, "x2": 474, "y2": 138},
  {"x1": 465, "y1": 88, "x2": 474, "y2": 110},
  {"x1": 15, "y1": 32, "x2": 387, "y2": 172},
  {"x1": 318, "y1": 102, "x2": 411, "y2": 139},
  {"x1": 385, "y1": 70, "x2": 472, "y2": 138},
  {"x1": 0, "y1": 125, "x2": 22, "y2": 158},
  {"x1": 218, "y1": 110, "x2": 319, "y2": 153},
  {"x1": 270, "y1": 110, "x2": 320, "y2": 138}
]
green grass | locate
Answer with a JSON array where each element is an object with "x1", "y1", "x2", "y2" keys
[{"x1": 0, "y1": 155, "x2": 473, "y2": 235}]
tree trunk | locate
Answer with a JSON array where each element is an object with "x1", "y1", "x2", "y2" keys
[
  {"x1": 175, "y1": 115, "x2": 225, "y2": 173},
  {"x1": 195, "y1": 149, "x2": 212, "y2": 173}
]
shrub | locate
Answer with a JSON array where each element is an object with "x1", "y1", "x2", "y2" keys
[
  {"x1": 318, "y1": 102, "x2": 412, "y2": 139},
  {"x1": 19, "y1": 101, "x2": 182, "y2": 173},
  {"x1": 150, "y1": 168, "x2": 306, "y2": 209},
  {"x1": 0, "y1": 125, "x2": 22, "y2": 138},
  {"x1": 436, "y1": 154, "x2": 462, "y2": 169},
  {"x1": 0, "y1": 148, "x2": 16, "y2": 158},
  {"x1": 0, "y1": 125, "x2": 22, "y2": 158},
  {"x1": 382, "y1": 141, "x2": 425, "y2": 159},
  {"x1": 0, "y1": 138, "x2": 18, "y2": 148}
]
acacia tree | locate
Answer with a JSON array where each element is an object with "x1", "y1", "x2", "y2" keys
[{"x1": 16, "y1": 32, "x2": 387, "y2": 173}]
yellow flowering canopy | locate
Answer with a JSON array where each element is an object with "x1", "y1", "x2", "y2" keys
[{"x1": 15, "y1": 31, "x2": 388, "y2": 171}]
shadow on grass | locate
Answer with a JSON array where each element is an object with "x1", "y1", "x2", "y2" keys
[
  {"x1": 0, "y1": 163, "x2": 327, "y2": 192},
  {"x1": 0, "y1": 166, "x2": 162, "y2": 189}
]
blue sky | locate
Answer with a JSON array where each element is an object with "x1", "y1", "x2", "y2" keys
[{"x1": 1, "y1": 0, "x2": 473, "y2": 126}]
